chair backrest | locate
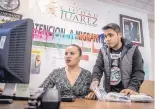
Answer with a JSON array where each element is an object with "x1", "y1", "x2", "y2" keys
[{"x1": 139, "y1": 80, "x2": 154, "y2": 97}]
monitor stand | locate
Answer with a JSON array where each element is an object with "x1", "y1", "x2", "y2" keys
[{"x1": 0, "y1": 83, "x2": 16, "y2": 104}]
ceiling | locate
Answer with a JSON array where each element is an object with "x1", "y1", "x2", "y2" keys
[{"x1": 97, "y1": 0, "x2": 154, "y2": 20}]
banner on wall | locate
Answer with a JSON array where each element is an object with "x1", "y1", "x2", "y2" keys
[
  {"x1": 32, "y1": 23, "x2": 104, "y2": 53},
  {"x1": 0, "y1": 10, "x2": 22, "y2": 23},
  {"x1": 37, "y1": 0, "x2": 98, "y2": 27},
  {"x1": 30, "y1": 49, "x2": 43, "y2": 74}
]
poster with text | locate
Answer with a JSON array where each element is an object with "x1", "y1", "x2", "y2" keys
[{"x1": 30, "y1": 49, "x2": 43, "y2": 74}]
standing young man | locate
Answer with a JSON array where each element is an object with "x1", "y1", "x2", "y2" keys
[{"x1": 86, "y1": 23, "x2": 145, "y2": 99}]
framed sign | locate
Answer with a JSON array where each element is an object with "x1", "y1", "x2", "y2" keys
[
  {"x1": 0, "y1": 10, "x2": 22, "y2": 23},
  {"x1": 120, "y1": 14, "x2": 144, "y2": 47}
]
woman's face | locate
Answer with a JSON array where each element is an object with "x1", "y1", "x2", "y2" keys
[{"x1": 65, "y1": 46, "x2": 81, "y2": 66}]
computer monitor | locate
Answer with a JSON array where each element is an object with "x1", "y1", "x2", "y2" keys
[{"x1": 0, "y1": 18, "x2": 33, "y2": 84}]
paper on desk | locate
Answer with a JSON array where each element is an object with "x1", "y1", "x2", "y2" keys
[
  {"x1": 92, "y1": 87, "x2": 131, "y2": 102},
  {"x1": 15, "y1": 84, "x2": 30, "y2": 98},
  {"x1": 2, "y1": 83, "x2": 16, "y2": 96},
  {"x1": 29, "y1": 87, "x2": 44, "y2": 96},
  {"x1": 130, "y1": 94, "x2": 154, "y2": 102}
]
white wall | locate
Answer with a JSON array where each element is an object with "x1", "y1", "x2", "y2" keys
[
  {"x1": 148, "y1": 19, "x2": 154, "y2": 80},
  {"x1": 26, "y1": 0, "x2": 152, "y2": 88}
]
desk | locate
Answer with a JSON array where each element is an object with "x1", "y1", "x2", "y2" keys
[
  {"x1": 0, "y1": 99, "x2": 154, "y2": 109},
  {"x1": 61, "y1": 99, "x2": 154, "y2": 109},
  {"x1": 0, "y1": 101, "x2": 27, "y2": 109}
]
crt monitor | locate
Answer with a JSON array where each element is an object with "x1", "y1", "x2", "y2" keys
[{"x1": 0, "y1": 18, "x2": 33, "y2": 84}]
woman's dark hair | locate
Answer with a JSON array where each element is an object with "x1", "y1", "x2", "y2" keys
[{"x1": 68, "y1": 44, "x2": 82, "y2": 56}]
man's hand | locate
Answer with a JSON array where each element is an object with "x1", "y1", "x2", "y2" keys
[
  {"x1": 120, "y1": 89, "x2": 138, "y2": 95},
  {"x1": 85, "y1": 92, "x2": 96, "y2": 100},
  {"x1": 90, "y1": 81, "x2": 99, "y2": 91}
]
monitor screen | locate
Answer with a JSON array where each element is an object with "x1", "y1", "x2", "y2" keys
[{"x1": 0, "y1": 18, "x2": 33, "y2": 84}]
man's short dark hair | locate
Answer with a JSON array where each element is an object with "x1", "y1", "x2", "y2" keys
[{"x1": 102, "y1": 23, "x2": 121, "y2": 33}]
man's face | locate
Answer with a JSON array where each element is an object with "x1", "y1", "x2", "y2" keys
[{"x1": 104, "y1": 29, "x2": 121, "y2": 49}]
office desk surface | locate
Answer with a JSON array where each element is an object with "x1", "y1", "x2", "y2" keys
[
  {"x1": 61, "y1": 99, "x2": 154, "y2": 109},
  {"x1": 0, "y1": 99, "x2": 154, "y2": 109}
]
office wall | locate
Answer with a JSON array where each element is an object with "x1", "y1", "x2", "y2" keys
[
  {"x1": 148, "y1": 19, "x2": 154, "y2": 80},
  {"x1": 25, "y1": 0, "x2": 152, "y2": 88},
  {"x1": 1, "y1": 0, "x2": 152, "y2": 88}
]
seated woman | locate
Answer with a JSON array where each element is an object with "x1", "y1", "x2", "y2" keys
[{"x1": 40, "y1": 44, "x2": 92, "y2": 98}]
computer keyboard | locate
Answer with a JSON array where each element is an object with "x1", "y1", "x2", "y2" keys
[
  {"x1": 0, "y1": 99, "x2": 13, "y2": 104},
  {"x1": 0, "y1": 92, "x2": 76, "y2": 102},
  {"x1": 61, "y1": 95, "x2": 75, "y2": 102},
  {"x1": 0, "y1": 92, "x2": 43, "y2": 101}
]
